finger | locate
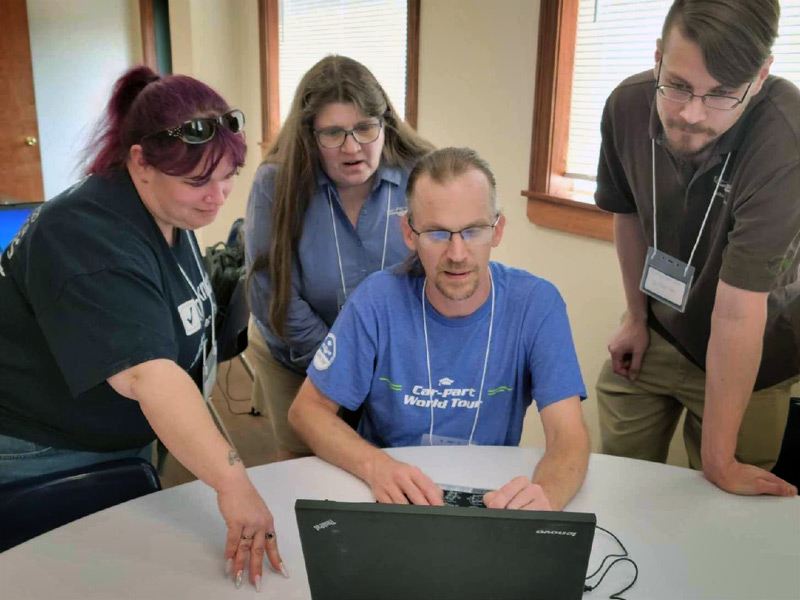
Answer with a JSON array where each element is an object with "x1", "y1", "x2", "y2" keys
[
  {"x1": 521, "y1": 495, "x2": 553, "y2": 511},
  {"x1": 610, "y1": 352, "x2": 629, "y2": 377},
  {"x1": 506, "y1": 484, "x2": 539, "y2": 510},
  {"x1": 233, "y1": 533, "x2": 254, "y2": 588},
  {"x1": 399, "y1": 478, "x2": 430, "y2": 505},
  {"x1": 223, "y1": 526, "x2": 242, "y2": 575},
  {"x1": 264, "y1": 530, "x2": 289, "y2": 580},
  {"x1": 754, "y1": 477, "x2": 786, "y2": 496},
  {"x1": 486, "y1": 476, "x2": 529, "y2": 509},
  {"x1": 249, "y1": 530, "x2": 266, "y2": 588},
  {"x1": 385, "y1": 483, "x2": 410, "y2": 505},
  {"x1": 753, "y1": 472, "x2": 797, "y2": 497},
  {"x1": 409, "y1": 470, "x2": 444, "y2": 506},
  {"x1": 628, "y1": 350, "x2": 644, "y2": 380}
]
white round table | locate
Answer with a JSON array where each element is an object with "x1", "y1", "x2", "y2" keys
[{"x1": 1, "y1": 446, "x2": 798, "y2": 599}]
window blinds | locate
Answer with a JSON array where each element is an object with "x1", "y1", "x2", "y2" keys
[
  {"x1": 278, "y1": 0, "x2": 407, "y2": 124},
  {"x1": 566, "y1": 0, "x2": 800, "y2": 190}
]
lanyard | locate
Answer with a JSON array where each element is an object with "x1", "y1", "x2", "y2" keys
[
  {"x1": 651, "y1": 138, "x2": 732, "y2": 275},
  {"x1": 327, "y1": 183, "x2": 393, "y2": 300},
  {"x1": 175, "y1": 230, "x2": 216, "y2": 363},
  {"x1": 422, "y1": 266, "x2": 495, "y2": 446}
]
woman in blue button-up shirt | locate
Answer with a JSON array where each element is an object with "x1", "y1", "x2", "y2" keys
[{"x1": 245, "y1": 56, "x2": 433, "y2": 459}]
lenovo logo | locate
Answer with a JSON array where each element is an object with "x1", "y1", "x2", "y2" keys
[
  {"x1": 313, "y1": 519, "x2": 336, "y2": 532},
  {"x1": 536, "y1": 529, "x2": 577, "y2": 537}
]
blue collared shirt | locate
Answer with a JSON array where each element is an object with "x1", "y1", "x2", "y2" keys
[{"x1": 245, "y1": 161, "x2": 411, "y2": 373}]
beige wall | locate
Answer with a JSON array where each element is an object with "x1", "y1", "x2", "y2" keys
[
  {"x1": 172, "y1": 0, "x2": 263, "y2": 248},
  {"x1": 28, "y1": 0, "x2": 142, "y2": 199}
]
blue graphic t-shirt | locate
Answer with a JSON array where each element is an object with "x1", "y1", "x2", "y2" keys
[{"x1": 307, "y1": 262, "x2": 587, "y2": 448}]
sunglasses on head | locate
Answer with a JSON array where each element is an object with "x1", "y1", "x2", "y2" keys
[{"x1": 146, "y1": 109, "x2": 245, "y2": 144}]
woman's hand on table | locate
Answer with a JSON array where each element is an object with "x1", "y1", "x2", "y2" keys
[{"x1": 218, "y1": 475, "x2": 289, "y2": 591}]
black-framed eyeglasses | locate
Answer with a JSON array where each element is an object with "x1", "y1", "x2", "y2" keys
[
  {"x1": 655, "y1": 59, "x2": 752, "y2": 111},
  {"x1": 144, "y1": 109, "x2": 245, "y2": 144},
  {"x1": 313, "y1": 120, "x2": 382, "y2": 149},
  {"x1": 408, "y1": 214, "x2": 501, "y2": 246}
]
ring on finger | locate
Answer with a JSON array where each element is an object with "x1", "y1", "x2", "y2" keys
[
  {"x1": 266, "y1": 531, "x2": 276, "y2": 541},
  {"x1": 241, "y1": 534, "x2": 254, "y2": 541}
]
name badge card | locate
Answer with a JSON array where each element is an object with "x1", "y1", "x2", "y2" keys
[{"x1": 640, "y1": 247, "x2": 695, "y2": 313}]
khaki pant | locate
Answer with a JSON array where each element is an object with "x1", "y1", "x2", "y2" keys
[
  {"x1": 247, "y1": 319, "x2": 311, "y2": 456},
  {"x1": 597, "y1": 328, "x2": 793, "y2": 471}
]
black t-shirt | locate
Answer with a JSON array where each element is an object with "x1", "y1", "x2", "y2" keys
[{"x1": 0, "y1": 170, "x2": 214, "y2": 451}]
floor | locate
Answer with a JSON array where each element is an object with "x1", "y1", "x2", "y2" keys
[{"x1": 160, "y1": 350, "x2": 278, "y2": 488}]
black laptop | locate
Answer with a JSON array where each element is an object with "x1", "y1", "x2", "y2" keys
[{"x1": 295, "y1": 499, "x2": 596, "y2": 600}]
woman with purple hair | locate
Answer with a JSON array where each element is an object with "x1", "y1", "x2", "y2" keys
[{"x1": 0, "y1": 66, "x2": 284, "y2": 591}]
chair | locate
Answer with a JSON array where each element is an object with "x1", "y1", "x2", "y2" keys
[
  {"x1": 0, "y1": 457, "x2": 161, "y2": 552},
  {"x1": 772, "y1": 397, "x2": 800, "y2": 488}
]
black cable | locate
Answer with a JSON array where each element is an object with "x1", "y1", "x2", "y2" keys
[
  {"x1": 218, "y1": 360, "x2": 251, "y2": 415},
  {"x1": 584, "y1": 525, "x2": 639, "y2": 599}
]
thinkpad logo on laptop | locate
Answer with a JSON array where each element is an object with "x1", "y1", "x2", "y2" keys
[
  {"x1": 536, "y1": 529, "x2": 577, "y2": 537},
  {"x1": 313, "y1": 519, "x2": 337, "y2": 532}
]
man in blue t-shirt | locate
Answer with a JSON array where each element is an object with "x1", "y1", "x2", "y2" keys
[{"x1": 289, "y1": 147, "x2": 589, "y2": 511}]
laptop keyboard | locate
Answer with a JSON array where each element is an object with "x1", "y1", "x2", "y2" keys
[{"x1": 440, "y1": 485, "x2": 491, "y2": 508}]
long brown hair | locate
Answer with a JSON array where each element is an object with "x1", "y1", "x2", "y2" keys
[{"x1": 251, "y1": 55, "x2": 433, "y2": 339}]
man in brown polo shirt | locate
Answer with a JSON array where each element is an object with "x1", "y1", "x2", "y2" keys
[{"x1": 595, "y1": 0, "x2": 799, "y2": 497}]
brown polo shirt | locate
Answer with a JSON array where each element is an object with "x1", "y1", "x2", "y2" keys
[{"x1": 595, "y1": 70, "x2": 800, "y2": 390}]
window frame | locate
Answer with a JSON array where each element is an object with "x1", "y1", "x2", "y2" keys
[
  {"x1": 257, "y1": 0, "x2": 421, "y2": 151},
  {"x1": 523, "y1": 0, "x2": 613, "y2": 242}
]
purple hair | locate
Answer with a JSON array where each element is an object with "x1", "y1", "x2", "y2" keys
[{"x1": 85, "y1": 65, "x2": 246, "y2": 181}]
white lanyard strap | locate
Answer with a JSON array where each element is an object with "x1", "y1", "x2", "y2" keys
[
  {"x1": 422, "y1": 266, "x2": 495, "y2": 446},
  {"x1": 651, "y1": 139, "x2": 732, "y2": 274},
  {"x1": 327, "y1": 183, "x2": 393, "y2": 301},
  {"x1": 327, "y1": 192, "x2": 348, "y2": 299},
  {"x1": 380, "y1": 186, "x2": 392, "y2": 270},
  {"x1": 176, "y1": 231, "x2": 216, "y2": 351}
]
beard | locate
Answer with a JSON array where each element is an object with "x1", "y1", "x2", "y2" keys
[
  {"x1": 433, "y1": 260, "x2": 479, "y2": 301},
  {"x1": 662, "y1": 119, "x2": 720, "y2": 161}
]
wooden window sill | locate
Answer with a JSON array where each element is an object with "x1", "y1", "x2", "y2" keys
[{"x1": 522, "y1": 190, "x2": 613, "y2": 242}]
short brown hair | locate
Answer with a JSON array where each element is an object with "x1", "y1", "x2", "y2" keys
[
  {"x1": 398, "y1": 147, "x2": 498, "y2": 276},
  {"x1": 662, "y1": 0, "x2": 780, "y2": 87},
  {"x1": 406, "y1": 147, "x2": 497, "y2": 219}
]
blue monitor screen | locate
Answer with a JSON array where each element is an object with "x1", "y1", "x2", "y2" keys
[{"x1": 0, "y1": 204, "x2": 38, "y2": 251}]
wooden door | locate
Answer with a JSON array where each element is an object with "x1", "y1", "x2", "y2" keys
[{"x1": 0, "y1": 0, "x2": 44, "y2": 204}]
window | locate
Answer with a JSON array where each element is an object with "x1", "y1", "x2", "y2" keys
[
  {"x1": 258, "y1": 0, "x2": 420, "y2": 147},
  {"x1": 525, "y1": 0, "x2": 800, "y2": 242}
]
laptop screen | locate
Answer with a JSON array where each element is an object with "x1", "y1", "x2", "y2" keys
[
  {"x1": 0, "y1": 203, "x2": 39, "y2": 251},
  {"x1": 295, "y1": 499, "x2": 596, "y2": 600}
]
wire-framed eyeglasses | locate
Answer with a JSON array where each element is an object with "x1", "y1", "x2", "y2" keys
[
  {"x1": 408, "y1": 214, "x2": 501, "y2": 246},
  {"x1": 144, "y1": 109, "x2": 245, "y2": 144},
  {"x1": 655, "y1": 59, "x2": 753, "y2": 111},
  {"x1": 313, "y1": 120, "x2": 383, "y2": 148}
]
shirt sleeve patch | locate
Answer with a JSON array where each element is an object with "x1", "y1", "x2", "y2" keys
[{"x1": 313, "y1": 333, "x2": 337, "y2": 371}]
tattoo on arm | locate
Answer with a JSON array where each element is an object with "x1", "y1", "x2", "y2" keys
[{"x1": 228, "y1": 450, "x2": 242, "y2": 466}]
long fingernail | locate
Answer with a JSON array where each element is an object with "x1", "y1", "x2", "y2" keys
[
  {"x1": 224, "y1": 558, "x2": 233, "y2": 576},
  {"x1": 235, "y1": 570, "x2": 243, "y2": 589},
  {"x1": 280, "y1": 561, "x2": 290, "y2": 579},
  {"x1": 255, "y1": 575, "x2": 262, "y2": 593}
]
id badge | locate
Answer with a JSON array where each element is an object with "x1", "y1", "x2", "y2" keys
[
  {"x1": 421, "y1": 433, "x2": 469, "y2": 446},
  {"x1": 639, "y1": 247, "x2": 695, "y2": 313},
  {"x1": 202, "y1": 344, "x2": 218, "y2": 401}
]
